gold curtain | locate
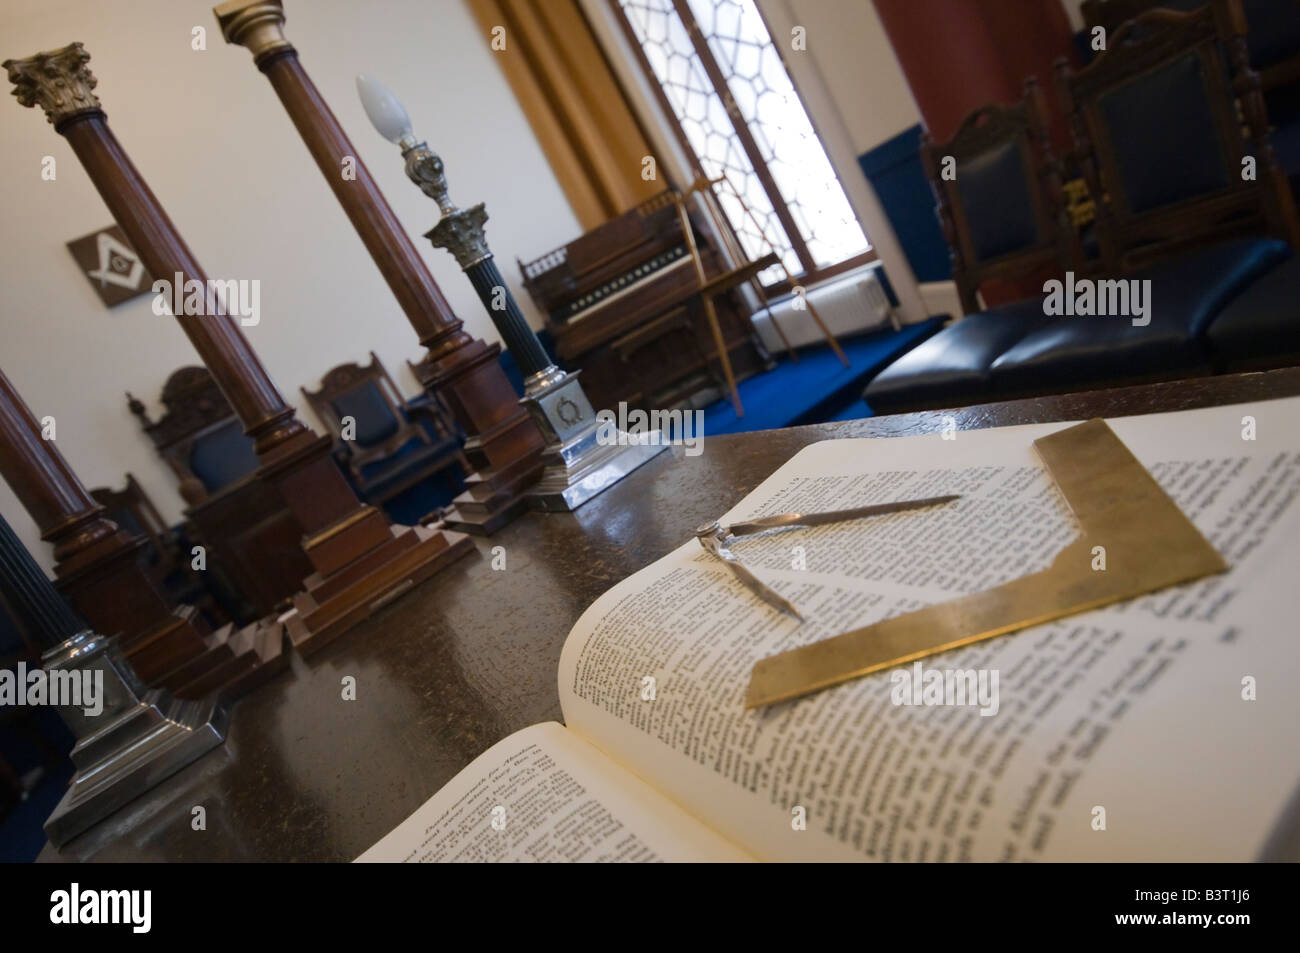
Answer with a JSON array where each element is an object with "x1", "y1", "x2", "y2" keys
[{"x1": 467, "y1": 0, "x2": 663, "y2": 230}]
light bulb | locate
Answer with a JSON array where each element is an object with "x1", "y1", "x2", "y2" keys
[{"x1": 356, "y1": 74, "x2": 413, "y2": 144}]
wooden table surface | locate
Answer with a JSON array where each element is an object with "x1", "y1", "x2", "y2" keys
[{"x1": 41, "y1": 368, "x2": 1300, "y2": 861}]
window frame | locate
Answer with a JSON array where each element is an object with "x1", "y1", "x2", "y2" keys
[{"x1": 609, "y1": 0, "x2": 877, "y2": 295}]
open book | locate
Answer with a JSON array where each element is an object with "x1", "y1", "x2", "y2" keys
[{"x1": 358, "y1": 397, "x2": 1300, "y2": 862}]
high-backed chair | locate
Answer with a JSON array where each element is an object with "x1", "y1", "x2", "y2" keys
[
  {"x1": 864, "y1": 79, "x2": 1077, "y2": 412},
  {"x1": 986, "y1": 0, "x2": 1297, "y2": 396},
  {"x1": 129, "y1": 366, "x2": 260, "y2": 506},
  {"x1": 1082, "y1": 0, "x2": 1300, "y2": 89},
  {"x1": 925, "y1": 78, "x2": 1079, "y2": 316},
  {"x1": 1071, "y1": 2, "x2": 1298, "y2": 270},
  {"x1": 1082, "y1": 1, "x2": 1300, "y2": 181},
  {"x1": 301, "y1": 353, "x2": 468, "y2": 520}
]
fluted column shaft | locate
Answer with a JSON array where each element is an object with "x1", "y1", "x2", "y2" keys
[
  {"x1": 0, "y1": 511, "x2": 86, "y2": 650},
  {"x1": 464, "y1": 258, "x2": 552, "y2": 377}
]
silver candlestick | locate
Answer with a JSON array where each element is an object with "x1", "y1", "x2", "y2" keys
[
  {"x1": 0, "y1": 512, "x2": 226, "y2": 846},
  {"x1": 357, "y1": 75, "x2": 666, "y2": 511}
]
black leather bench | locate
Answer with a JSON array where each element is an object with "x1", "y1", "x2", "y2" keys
[
  {"x1": 1205, "y1": 254, "x2": 1300, "y2": 371},
  {"x1": 865, "y1": 237, "x2": 1293, "y2": 413}
]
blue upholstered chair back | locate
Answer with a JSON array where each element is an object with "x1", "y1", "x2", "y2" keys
[
  {"x1": 1061, "y1": 1, "x2": 1300, "y2": 270},
  {"x1": 922, "y1": 77, "x2": 1076, "y2": 316},
  {"x1": 956, "y1": 140, "x2": 1044, "y2": 262},
  {"x1": 187, "y1": 418, "x2": 260, "y2": 494},
  {"x1": 1096, "y1": 50, "x2": 1231, "y2": 213},
  {"x1": 330, "y1": 379, "x2": 402, "y2": 448}
]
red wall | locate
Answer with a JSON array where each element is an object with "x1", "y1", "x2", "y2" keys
[{"x1": 874, "y1": 0, "x2": 1079, "y2": 152}]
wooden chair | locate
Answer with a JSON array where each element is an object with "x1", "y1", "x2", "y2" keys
[
  {"x1": 128, "y1": 366, "x2": 260, "y2": 507},
  {"x1": 1081, "y1": 0, "x2": 1300, "y2": 90},
  {"x1": 866, "y1": 81, "x2": 1079, "y2": 413},
  {"x1": 922, "y1": 76, "x2": 1081, "y2": 316},
  {"x1": 1060, "y1": 0, "x2": 1300, "y2": 274},
  {"x1": 301, "y1": 353, "x2": 468, "y2": 510}
]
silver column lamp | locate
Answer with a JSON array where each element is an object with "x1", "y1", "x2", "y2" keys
[{"x1": 356, "y1": 76, "x2": 667, "y2": 511}]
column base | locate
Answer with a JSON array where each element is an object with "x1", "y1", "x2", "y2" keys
[
  {"x1": 155, "y1": 616, "x2": 287, "y2": 701},
  {"x1": 529, "y1": 429, "x2": 669, "y2": 512},
  {"x1": 260, "y1": 434, "x2": 476, "y2": 649},
  {"x1": 518, "y1": 367, "x2": 669, "y2": 512},
  {"x1": 412, "y1": 339, "x2": 547, "y2": 535},
  {"x1": 44, "y1": 689, "x2": 227, "y2": 848},
  {"x1": 284, "y1": 524, "x2": 474, "y2": 656},
  {"x1": 440, "y1": 452, "x2": 546, "y2": 535}
]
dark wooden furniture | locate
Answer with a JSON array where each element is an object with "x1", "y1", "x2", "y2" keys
[
  {"x1": 35, "y1": 367, "x2": 1300, "y2": 862},
  {"x1": 301, "y1": 353, "x2": 468, "y2": 511},
  {"x1": 130, "y1": 367, "x2": 311, "y2": 621},
  {"x1": 870, "y1": 0, "x2": 1300, "y2": 416},
  {"x1": 866, "y1": 80, "x2": 1080, "y2": 413},
  {"x1": 128, "y1": 367, "x2": 260, "y2": 507},
  {"x1": 88, "y1": 474, "x2": 172, "y2": 562},
  {"x1": 0, "y1": 368, "x2": 271, "y2": 704},
  {"x1": 216, "y1": 1, "x2": 546, "y2": 536},
  {"x1": 923, "y1": 77, "x2": 1079, "y2": 316},
  {"x1": 1081, "y1": 0, "x2": 1300, "y2": 93},
  {"x1": 1061, "y1": 0, "x2": 1300, "y2": 273},
  {"x1": 88, "y1": 473, "x2": 228, "y2": 626},
  {"x1": 519, "y1": 189, "x2": 774, "y2": 412}
]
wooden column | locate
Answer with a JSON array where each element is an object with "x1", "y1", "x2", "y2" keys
[
  {"x1": 3, "y1": 42, "x2": 474, "y2": 654},
  {"x1": 214, "y1": 0, "x2": 546, "y2": 534},
  {"x1": 0, "y1": 364, "x2": 210, "y2": 684}
]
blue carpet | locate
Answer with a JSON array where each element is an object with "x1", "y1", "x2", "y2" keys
[
  {"x1": 698, "y1": 317, "x2": 943, "y2": 435},
  {"x1": 497, "y1": 318, "x2": 941, "y2": 435}
]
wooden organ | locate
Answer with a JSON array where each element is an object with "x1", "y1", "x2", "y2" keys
[{"x1": 519, "y1": 191, "x2": 775, "y2": 412}]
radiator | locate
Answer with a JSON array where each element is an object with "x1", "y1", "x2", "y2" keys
[{"x1": 749, "y1": 267, "x2": 898, "y2": 353}]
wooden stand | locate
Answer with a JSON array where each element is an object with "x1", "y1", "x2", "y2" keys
[
  {"x1": 4, "y1": 43, "x2": 474, "y2": 656},
  {"x1": 215, "y1": 0, "x2": 546, "y2": 534},
  {"x1": 687, "y1": 172, "x2": 848, "y2": 367}
]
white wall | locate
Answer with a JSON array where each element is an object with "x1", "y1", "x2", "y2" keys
[
  {"x1": 0, "y1": 0, "x2": 579, "y2": 571},
  {"x1": 755, "y1": 0, "x2": 933, "y2": 324},
  {"x1": 770, "y1": 0, "x2": 920, "y2": 152}
]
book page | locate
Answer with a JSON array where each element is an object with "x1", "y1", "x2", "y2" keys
[
  {"x1": 355, "y1": 722, "x2": 752, "y2": 862},
  {"x1": 558, "y1": 398, "x2": 1300, "y2": 861}
]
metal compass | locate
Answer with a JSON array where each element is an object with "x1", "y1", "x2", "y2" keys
[{"x1": 694, "y1": 495, "x2": 960, "y2": 620}]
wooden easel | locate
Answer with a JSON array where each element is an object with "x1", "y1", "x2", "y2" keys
[
  {"x1": 669, "y1": 188, "x2": 746, "y2": 416},
  {"x1": 691, "y1": 171, "x2": 849, "y2": 367}
]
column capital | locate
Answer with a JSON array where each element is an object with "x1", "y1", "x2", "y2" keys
[
  {"x1": 214, "y1": 0, "x2": 293, "y2": 59},
  {"x1": 3, "y1": 42, "x2": 101, "y2": 127},
  {"x1": 426, "y1": 204, "x2": 492, "y2": 271}
]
